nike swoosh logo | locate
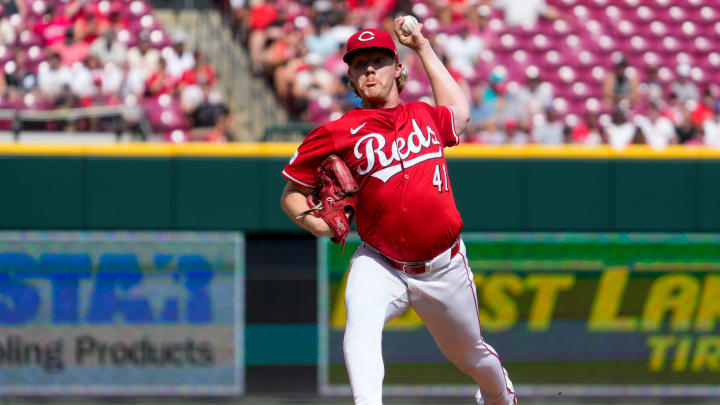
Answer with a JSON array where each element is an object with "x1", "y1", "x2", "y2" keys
[{"x1": 350, "y1": 123, "x2": 366, "y2": 134}]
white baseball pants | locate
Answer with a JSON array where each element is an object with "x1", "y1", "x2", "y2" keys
[{"x1": 343, "y1": 239, "x2": 516, "y2": 405}]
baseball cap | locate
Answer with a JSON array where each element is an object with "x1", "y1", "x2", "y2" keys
[{"x1": 343, "y1": 29, "x2": 398, "y2": 64}]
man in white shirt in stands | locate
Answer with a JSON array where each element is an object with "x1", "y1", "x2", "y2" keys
[
  {"x1": 634, "y1": 102, "x2": 677, "y2": 150},
  {"x1": 127, "y1": 31, "x2": 160, "y2": 81},
  {"x1": 531, "y1": 107, "x2": 565, "y2": 145},
  {"x1": 164, "y1": 30, "x2": 196, "y2": 78},
  {"x1": 38, "y1": 53, "x2": 72, "y2": 100},
  {"x1": 604, "y1": 106, "x2": 639, "y2": 150}
]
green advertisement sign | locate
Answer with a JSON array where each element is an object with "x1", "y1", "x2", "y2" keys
[{"x1": 319, "y1": 233, "x2": 720, "y2": 398}]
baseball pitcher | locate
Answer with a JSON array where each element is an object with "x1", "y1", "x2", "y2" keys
[{"x1": 280, "y1": 17, "x2": 517, "y2": 405}]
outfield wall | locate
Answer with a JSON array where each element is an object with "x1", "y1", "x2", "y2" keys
[{"x1": 0, "y1": 144, "x2": 719, "y2": 232}]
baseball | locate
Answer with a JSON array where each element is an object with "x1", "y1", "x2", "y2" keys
[{"x1": 401, "y1": 15, "x2": 418, "y2": 35}]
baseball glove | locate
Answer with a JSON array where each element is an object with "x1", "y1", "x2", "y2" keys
[{"x1": 298, "y1": 154, "x2": 359, "y2": 250}]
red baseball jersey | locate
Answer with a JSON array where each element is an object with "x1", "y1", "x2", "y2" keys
[{"x1": 282, "y1": 102, "x2": 463, "y2": 262}]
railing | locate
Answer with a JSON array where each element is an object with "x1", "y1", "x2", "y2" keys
[
  {"x1": 0, "y1": 105, "x2": 149, "y2": 141},
  {"x1": 262, "y1": 122, "x2": 315, "y2": 142}
]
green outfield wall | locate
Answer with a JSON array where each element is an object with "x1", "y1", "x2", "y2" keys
[{"x1": 1, "y1": 144, "x2": 719, "y2": 232}]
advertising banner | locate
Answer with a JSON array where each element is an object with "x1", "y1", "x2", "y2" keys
[
  {"x1": 319, "y1": 233, "x2": 720, "y2": 398},
  {"x1": 0, "y1": 231, "x2": 244, "y2": 396}
]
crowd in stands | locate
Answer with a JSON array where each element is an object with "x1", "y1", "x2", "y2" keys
[
  {"x1": 226, "y1": 0, "x2": 720, "y2": 149},
  {"x1": 0, "y1": 0, "x2": 233, "y2": 141}
]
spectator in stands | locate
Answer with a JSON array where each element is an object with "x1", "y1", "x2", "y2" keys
[
  {"x1": 517, "y1": 66, "x2": 553, "y2": 127},
  {"x1": 661, "y1": 91, "x2": 696, "y2": 144},
  {"x1": 472, "y1": 120, "x2": 507, "y2": 144},
  {"x1": 505, "y1": 119, "x2": 530, "y2": 144},
  {"x1": 492, "y1": 0, "x2": 567, "y2": 27},
  {"x1": 639, "y1": 65, "x2": 663, "y2": 108},
  {"x1": 466, "y1": 4, "x2": 493, "y2": 37},
  {"x1": 5, "y1": 49, "x2": 37, "y2": 92},
  {"x1": 97, "y1": 59, "x2": 143, "y2": 102},
  {"x1": 691, "y1": 88, "x2": 715, "y2": 127},
  {"x1": 177, "y1": 52, "x2": 216, "y2": 92},
  {"x1": 272, "y1": 52, "x2": 304, "y2": 107},
  {"x1": 604, "y1": 106, "x2": 639, "y2": 150},
  {"x1": 634, "y1": 102, "x2": 677, "y2": 150},
  {"x1": 190, "y1": 83, "x2": 233, "y2": 142},
  {"x1": 662, "y1": 92, "x2": 684, "y2": 125},
  {"x1": 179, "y1": 53, "x2": 218, "y2": 114},
  {"x1": 670, "y1": 64, "x2": 699, "y2": 104},
  {"x1": 33, "y1": 4, "x2": 74, "y2": 46},
  {"x1": 703, "y1": 101, "x2": 720, "y2": 148},
  {"x1": 146, "y1": 58, "x2": 176, "y2": 97},
  {"x1": 531, "y1": 107, "x2": 565, "y2": 145},
  {"x1": 602, "y1": 54, "x2": 639, "y2": 109},
  {"x1": 73, "y1": 4, "x2": 101, "y2": 44},
  {"x1": 90, "y1": 29, "x2": 127, "y2": 65},
  {"x1": 675, "y1": 110, "x2": 697, "y2": 145},
  {"x1": 324, "y1": 42, "x2": 349, "y2": 78},
  {"x1": 469, "y1": 71, "x2": 524, "y2": 140},
  {"x1": 491, "y1": 83, "x2": 525, "y2": 131},
  {"x1": 445, "y1": 22, "x2": 485, "y2": 77},
  {"x1": 68, "y1": 55, "x2": 107, "y2": 130},
  {"x1": 127, "y1": 31, "x2": 160, "y2": 81},
  {"x1": 38, "y1": 52, "x2": 72, "y2": 101},
  {"x1": 77, "y1": 1, "x2": 126, "y2": 41},
  {"x1": 49, "y1": 28, "x2": 89, "y2": 66},
  {"x1": 292, "y1": 52, "x2": 342, "y2": 112},
  {"x1": 69, "y1": 55, "x2": 100, "y2": 106},
  {"x1": 305, "y1": 22, "x2": 340, "y2": 59},
  {"x1": 104, "y1": 5, "x2": 130, "y2": 34},
  {"x1": 165, "y1": 30, "x2": 195, "y2": 78},
  {"x1": 247, "y1": 0, "x2": 279, "y2": 73},
  {"x1": 570, "y1": 112, "x2": 605, "y2": 145},
  {"x1": 261, "y1": 28, "x2": 306, "y2": 77},
  {"x1": 469, "y1": 69, "x2": 505, "y2": 125}
]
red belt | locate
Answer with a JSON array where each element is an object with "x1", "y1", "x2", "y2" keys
[{"x1": 385, "y1": 242, "x2": 461, "y2": 275}]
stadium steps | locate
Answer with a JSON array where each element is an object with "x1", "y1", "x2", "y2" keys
[{"x1": 154, "y1": 9, "x2": 288, "y2": 141}]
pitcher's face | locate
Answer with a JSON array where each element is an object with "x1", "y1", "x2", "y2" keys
[{"x1": 348, "y1": 49, "x2": 401, "y2": 105}]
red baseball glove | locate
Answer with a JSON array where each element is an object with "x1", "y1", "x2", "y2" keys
[{"x1": 299, "y1": 154, "x2": 359, "y2": 249}]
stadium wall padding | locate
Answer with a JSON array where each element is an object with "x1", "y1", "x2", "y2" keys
[{"x1": 2, "y1": 155, "x2": 719, "y2": 232}]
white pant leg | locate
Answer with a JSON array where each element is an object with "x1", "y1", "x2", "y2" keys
[
  {"x1": 407, "y1": 241, "x2": 515, "y2": 405},
  {"x1": 344, "y1": 246, "x2": 410, "y2": 405}
]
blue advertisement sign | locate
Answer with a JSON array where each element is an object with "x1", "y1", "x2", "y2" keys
[{"x1": 0, "y1": 231, "x2": 244, "y2": 395}]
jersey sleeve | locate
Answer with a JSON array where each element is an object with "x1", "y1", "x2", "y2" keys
[
  {"x1": 428, "y1": 104, "x2": 461, "y2": 147},
  {"x1": 282, "y1": 125, "x2": 334, "y2": 188}
]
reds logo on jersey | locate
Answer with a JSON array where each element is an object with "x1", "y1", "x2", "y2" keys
[{"x1": 353, "y1": 119, "x2": 442, "y2": 182}]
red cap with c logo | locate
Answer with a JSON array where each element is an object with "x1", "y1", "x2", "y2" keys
[{"x1": 343, "y1": 29, "x2": 398, "y2": 64}]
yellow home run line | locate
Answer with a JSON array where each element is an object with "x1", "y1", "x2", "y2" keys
[{"x1": 0, "y1": 143, "x2": 719, "y2": 159}]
